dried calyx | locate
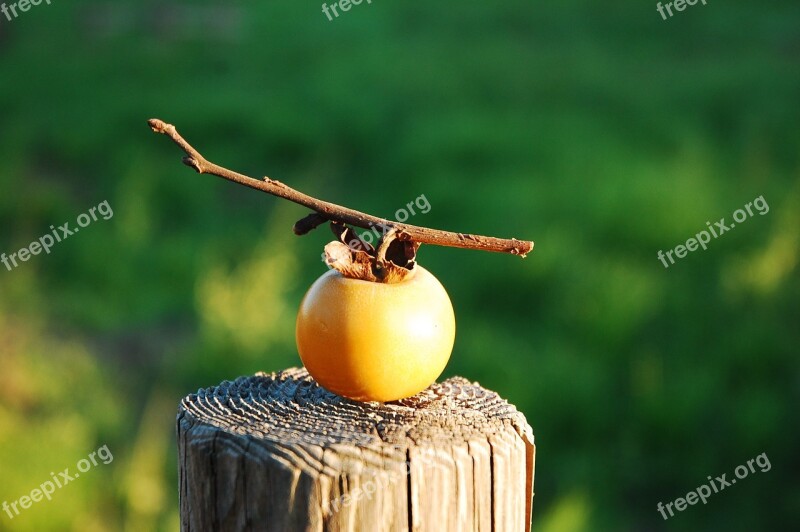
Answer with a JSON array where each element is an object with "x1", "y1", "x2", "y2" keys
[{"x1": 324, "y1": 223, "x2": 420, "y2": 283}]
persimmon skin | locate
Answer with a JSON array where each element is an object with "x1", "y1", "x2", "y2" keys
[{"x1": 296, "y1": 266, "x2": 456, "y2": 402}]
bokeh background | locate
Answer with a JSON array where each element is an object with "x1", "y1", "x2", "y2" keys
[{"x1": 1, "y1": 1, "x2": 798, "y2": 530}]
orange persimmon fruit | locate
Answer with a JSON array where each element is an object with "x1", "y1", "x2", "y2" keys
[{"x1": 296, "y1": 266, "x2": 455, "y2": 402}]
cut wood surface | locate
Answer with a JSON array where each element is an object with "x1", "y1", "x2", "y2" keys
[{"x1": 177, "y1": 367, "x2": 535, "y2": 532}]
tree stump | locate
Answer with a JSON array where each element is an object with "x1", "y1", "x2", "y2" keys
[{"x1": 177, "y1": 367, "x2": 535, "y2": 532}]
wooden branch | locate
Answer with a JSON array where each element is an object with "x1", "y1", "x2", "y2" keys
[
  {"x1": 293, "y1": 212, "x2": 329, "y2": 236},
  {"x1": 148, "y1": 119, "x2": 534, "y2": 257},
  {"x1": 178, "y1": 368, "x2": 536, "y2": 531}
]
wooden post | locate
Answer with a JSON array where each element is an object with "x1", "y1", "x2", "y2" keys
[{"x1": 177, "y1": 368, "x2": 535, "y2": 531}]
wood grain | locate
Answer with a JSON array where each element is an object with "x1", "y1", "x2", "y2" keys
[{"x1": 178, "y1": 368, "x2": 535, "y2": 531}]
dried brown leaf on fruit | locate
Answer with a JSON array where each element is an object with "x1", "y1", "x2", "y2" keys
[{"x1": 324, "y1": 224, "x2": 418, "y2": 283}]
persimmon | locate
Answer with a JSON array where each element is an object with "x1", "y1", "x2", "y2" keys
[{"x1": 296, "y1": 266, "x2": 456, "y2": 402}]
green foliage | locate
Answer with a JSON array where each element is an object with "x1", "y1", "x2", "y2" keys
[{"x1": 1, "y1": 0, "x2": 798, "y2": 529}]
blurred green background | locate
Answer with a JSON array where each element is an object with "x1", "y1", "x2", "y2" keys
[{"x1": 1, "y1": 0, "x2": 798, "y2": 530}]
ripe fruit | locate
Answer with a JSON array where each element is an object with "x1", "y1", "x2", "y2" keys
[{"x1": 296, "y1": 266, "x2": 456, "y2": 402}]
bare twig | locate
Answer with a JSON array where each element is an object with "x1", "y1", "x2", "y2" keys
[
  {"x1": 148, "y1": 119, "x2": 534, "y2": 257},
  {"x1": 293, "y1": 212, "x2": 329, "y2": 236}
]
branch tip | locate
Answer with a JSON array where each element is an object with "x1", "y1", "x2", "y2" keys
[
  {"x1": 294, "y1": 212, "x2": 329, "y2": 235},
  {"x1": 148, "y1": 118, "x2": 170, "y2": 134}
]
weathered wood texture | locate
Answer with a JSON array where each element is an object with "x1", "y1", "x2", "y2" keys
[{"x1": 177, "y1": 367, "x2": 535, "y2": 532}]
